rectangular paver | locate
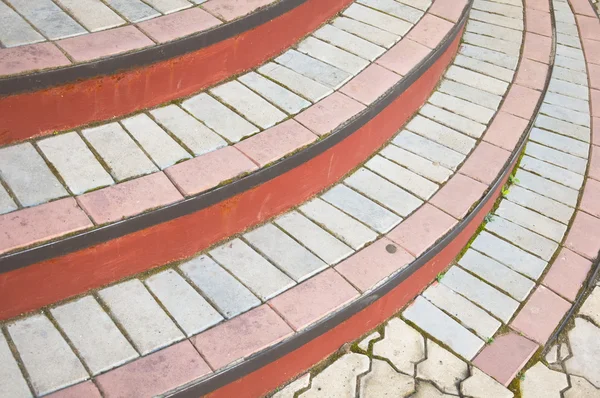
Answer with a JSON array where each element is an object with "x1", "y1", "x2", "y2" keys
[
  {"x1": 342, "y1": 3, "x2": 413, "y2": 36},
  {"x1": 104, "y1": 0, "x2": 160, "y2": 22},
  {"x1": 275, "y1": 49, "x2": 351, "y2": 89},
  {"x1": 407, "y1": 114, "x2": 476, "y2": 154},
  {"x1": 358, "y1": 0, "x2": 424, "y2": 23},
  {"x1": 445, "y1": 65, "x2": 510, "y2": 96},
  {"x1": 438, "y1": 79, "x2": 503, "y2": 111},
  {"x1": 331, "y1": 16, "x2": 398, "y2": 48},
  {"x1": 393, "y1": 130, "x2": 465, "y2": 169},
  {"x1": 459, "y1": 43, "x2": 519, "y2": 69},
  {"x1": 8, "y1": 0, "x2": 86, "y2": 40},
  {"x1": 143, "y1": 0, "x2": 191, "y2": 13},
  {"x1": 379, "y1": 144, "x2": 452, "y2": 184},
  {"x1": 530, "y1": 128, "x2": 589, "y2": 158},
  {"x1": 297, "y1": 36, "x2": 369, "y2": 75},
  {"x1": 238, "y1": 71, "x2": 310, "y2": 115},
  {"x1": 469, "y1": 9, "x2": 523, "y2": 30},
  {"x1": 462, "y1": 32, "x2": 521, "y2": 56},
  {"x1": 544, "y1": 92, "x2": 589, "y2": 114},
  {"x1": 257, "y1": 62, "x2": 332, "y2": 102},
  {"x1": 365, "y1": 155, "x2": 438, "y2": 199},
  {"x1": 314, "y1": 24, "x2": 385, "y2": 61},
  {"x1": 429, "y1": 91, "x2": 495, "y2": 124},
  {"x1": 515, "y1": 168, "x2": 579, "y2": 207},
  {"x1": 525, "y1": 142, "x2": 587, "y2": 174},
  {"x1": 535, "y1": 114, "x2": 590, "y2": 142},
  {"x1": 467, "y1": 19, "x2": 523, "y2": 43},
  {"x1": 506, "y1": 185, "x2": 574, "y2": 225},
  {"x1": 0, "y1": 332, "x2": 32, "y2": 397},
  {"x1": 486, "y1": 216, "x2": 558, "y2": 261},
  {"x1": 453, "y1": 54, "x2": 515, "y2": 82},
  {"x1": 520, "y1": 156, "x2": 584, "y2": 190},
  {"x1": 420, "y1": 104, "x2": 487, "y2": 138},
  {"x1": 55, "y1": 0, "x2": 125, "y2": 31},
  {"x1": 495, "y1": 200, "x2": 568, "y2": 242},
  {"x1": 0, "y1": 1, "x2": 43, "y2": 47},
  {"x1": 0, "y1": 184, "x2": 17, "y2": 215},
  {"x1": 540, "y1": 103, "x2": 590, "y2": 128}
]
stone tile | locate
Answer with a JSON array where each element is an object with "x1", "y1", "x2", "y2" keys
[
  {"x1": 343, "y1": 3, "x2": 413, "y2": 36},
  {"x1": 429, "y1": 0, "x2": 468, "y2": 22},
  {"x1": 514, "y1": 168, "x2": 578, "y2": 207},
  {"x1": 273, "y1": 374, "x2": 310, "y2": 398},
  {"x1": 55, "y1": 0, "x2": 124, "y2": 32},
  {"x1": 496, "y1": 199, "x2": 568, "y2": 243},
  {"x1": 303, "y1": 353, "x2": 370, "y2": 398},
  {"x1": 483, "y1": 111, "x2": 528, "y2": 151},
  {"x1": 360, "y1": 359, "x2": 415, "y2": 397},
  {"x1": 556, "y1": 43, "x2": 585, "y2": 61},
  {"x1": 299, "y1": 198, "x2": 377, "y2": 250},
  {"x1": 430, "y1": 174, "x2": 487, "y2": 219},
  {"x1": 522, "y1": 32, "x2": 552, "y2": 64},
  {"x1": 275, "y1": 49, "x2": 351, "y2": 89},
  {"x1": 322, "y1": 184, "x2": 401, "y2": 233},
  {"x1": 331, "y1": 16, "x2": 398, "y2": 48},
  {"x1": 467, "y1": 18, "x2": 522, "y2": 43},
  {"x1": 459, "y1": 249, "x2": 535, "y2": 302},
  {"x1": 0, "y1": 184, "x2": 16, "y2": 215},
  {"x1": 582, "y1": 38, "x2": 600, "y2": 66},
  {"x1": 520, "y1": 156, "x2": 584, "y2": 191},
  {"x1": 51, "y1": 296, "x2": 138, "y2": 375},
  {"x1": 47, "y1": 381, "x2": 101, "y2": 398},
  {"x1": 403, "y1": 296, "x2": 484, "y2": 360},
  {"x1": 502, "y1": 85, "x2": 542, "y2": 120},
  {"x1": 429, "y1": 91, "x2": 495, "y2": 124},
  {"x1": 591, "y1": 146, "x2": 600, "y2": 181},
  {"x1": 165, "y1": 146, "x2": 257, "y2": 196},
  {"x1": 98, "y1": 279, "x2": 185, "y2": 355},
  {"x1": 269, "y1": 269, "x2": 359, "y2": 330},
  {"x1": 258, "y1": 62, "x2": 332, "y2": 102},
  {"x1": 407, "y1": 115, "x2": 476, "y2": 155},
  {"x1": 181, "y1": 93, "x2": 258, "y2": 143},
  {"x1": 557, "y1": 32, "x2": 581, "y2": 48},
  {"x1": 417, "y1": 340, "x2": 468, "y2": 394},
  {"x1": 179, "y1": 255, "x2": 260, "y2": 319},
  {"x1": 393, "y1": 130, "x2": 465, "y2": 170},
  {"x1": 339, "y1": 63, "x2": 400, "y2": 105},
  {"x1": 9, "y1": 0, "x2": 85, "y2": 40},
  {"x1": 438, "y1": 79, "x2": 503, "y2": 111},
  {"x1": 473, "y1": 332, "x2": 538, "y2": 386},
  {"x1": 555, "y1": 54, "x2": 587, "y2": 73},
  {"x1": 579, "y1": 287, "x2": 600, "y2": 326},
  {"x1": 0, "y1": 1, "x2": 43, "y2": 47},
  {"x1": 577, "y1": 15, "x2": 600, "y2": 40},
  {"x1": 137, "y1": 8, "x2": 220, "y2": 42},
  {"x1": 359, "y1": 0, "x2": 423, "y2": 22},
  {"x1": 0, "y1": 143, "x2": 67, "y2": 207},
  {"x1": 515, "y1": 59, "x2": 548, "y2": 91},
  {"x1": 365, "y1": 155, "x2": 439, "y2": 199},
  {"x1": 564, "y1": 318, "x2": 600, "y2": 388},
  {"x1": 0, "y1": 332, "x2": 31, "y2": 398},
  {"x1": 143, "y1": 0, "x2": 191, "y2": 13},
  {"x1": 565, "y1": 211, "x2": 600, "y2": 261},
  {"x1": 550, "y1": 64, "x2": 588, "y2": 85},
  {"x1": 459, "y1": 43, "x2": 519, "y2": 70},
  {"x1": 413, "y1": 382, "x2": 455, "y2": 397},
  {"x1": 0, "y1": 198, "x2": 92, "y2": 255},
  {"x1": 423, "y1": 282, "x2": 501, "y2": 339},
  {"x1": 8, "y1": 314, "x2": 88, "y2": 396},
  {"x1": 96, "y1": 341, "x2": 211, "y2": 397},
  {"x1": 314, "y1": 24, "x2": 384, "y2": 61},
  {"x1": 460, "y1": 142, "x2": 510, "y2": 185},
  {"x1": 150, "y1": 105, "x2": 227, "y2": 156},
  {"x1": 446, "y1": 65, "x2": 509, "y2": 96},
  {"x1": 590, "y1": 64, "x2": 600, "y2": 91},
  {"x1": 335, "y1": 237, "x2": 414, "y2": 292},
  {"x1": 121, "y1": 113, "x2": 190, "y2": 169},
  {"x1": 376, "y1": 38, "x2": 430, "y2": 75},
  {"x1": 565, "y1": 376, "x2": 600, "y2": 398},
  {"x1": 549, "y1": 79, "x2": 588, "y2": 101},
  {"x1": 525, "y1": 142, "x2": 587, "y2": 175},
  {"x1": 373, "y1": 317, "x2": 425, "y2": 375},
  {"x1": 358, "y1": 331, "x2": 380, "y2": 352},
  {"x1": 520, "y1": 362, "x2": 568, "y2": 397},
  {"x1": 77, "y1": 172, "x2": 182, "y2": 224},
  {"x1": 454, "y1": 54, "x2": 515, "y2": 82},
  {"x1": 0, "y1": 42, "x2": 70, "y2": 76},
  {"x1": 239, "y1": 71, "x2": 310, "y2": 115},
  {"x1": 295, "y1": 92, "x2": 365, "y2": 136},
  {"x1": 202, "y1": 0, "x2": 271, "y2": 20},
  {"x1": 540, "y1": 103, "x2": 590, "y2": 128},
  {"x1": 210, "y1": 238, "x2": 294, "y2": 300},
  {"x1": 511, "y1": 286, "x2": 571, "y2": 344},
  {"x1": 526, "y1": 9, "x2": 552, "y2": 36},
  {"x1": 462, "y1": 32, "x2": 521, "y2": 56},
  {"x1": 529, "y1": 128, "x2": 589, "y2": 159},
  {"x1": 145, "y1": 269, "x2": 223, "y2": 336},
  {"x1": 486, "y1": 216, "x2": 558, "y2": 261},
  {"x1": 406, "y1": 15, "x2": 454, "y2": 49},
  {"x1": 379, "y1": 144, "x2": 453, "y2": 184},
  {"x1": 275, "y1": 210, "x2": 353, "y2": 265},
  {"x1": 461, "y1": 367, "x2": 514, "y2": 398},
  {"x1": 581, "y1": 179, "x2": 600, "y2": 218},
  {"x1": 420, "y1": 104, "x2": 487, "y2": 138},
  {"x1": 104, "y1": 0, "x2": 159, "y2": 22}
]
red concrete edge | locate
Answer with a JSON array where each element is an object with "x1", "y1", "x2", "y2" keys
[
  {"x1": 0, "y1": 0, "x2": 351, "y2": 146},
  {"x1": 0, "y1": 25, "x2": 464, "y2": 322}
]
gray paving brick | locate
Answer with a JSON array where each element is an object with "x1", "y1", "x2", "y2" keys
[
  {"x1": 393, "y1": 130, "x2": 465, "y2": 169},
  {"x1": 423, "y1": 282, "x2": 501, "y2": 339},
  {"x1": 145, "y1": 269, "x2": 223, "y2": 336},
  {"x1": 530, "y1": 128, "x2": 588, "y2": 159},
  {"x1": 520, "y1": 155, "x2": 584, "y2": 190},
  {"x1": 0, "y1": 143, "x2": 67, "y2": 207},
  {"x1": 142, "y1": 0, "x2": 191, "y2": 13},
  {"x1": 210, "y1": 238, "x2": 295, "y2": 300},
  {"x1": 211, "y1": 80, "x2": 287, "y2": 129},
  {"x1": 322, "y1": 184, "x2": 402, "y2": 233},
  {"x1": 179, "y1": 255, "x2": 260, "y2": 319},
  {"x1": 549, "y1": 79, "x2": 588, "y2": 100},
  {"x1": 345, "y1": 167, "x2": 423, "y2": 216},
  {"x1": 462, "y1": 32, "x2": 521, "y2": 56},
  {"x1": 525, "y1": 142, "x2": 587, "y2": 174},
  {"x1": 0, "y1": 333, "x2": 31, "y2": 398},
  {"x1": 555, "y1": 55, "x2": 587, "y2": 73},
  {"x1": 459, "y1": 249, "x2": 535, "y2": 301},
  {"x1": 299, "y1": 198, "x2": 377, "y2": 250},
  {"x1": 275, "y1": 49, "x2": 351, "y2": 89},
  {"x1": 182, "y1": 93, "x2": 259, "y2": 143},
  {"x1": 358, "y1": 0, "x2": 423, "y2": 23},
  {"x1": 486, "y1": 216, "x2": 558, "y2": 261},
  {"x1": 8, "y1": 0, "x2": 86, "y2": 40},
  {"x1": 104, "y1": 0, "x2": 160, "y2": 22},
  {"x1": 445, "y1": 65, "x2": 509, "y2": 96},
  {"x1": 0, "y1": 1, "x2": 43, "y2": 47},
  {"x1": 430, "y1": 91, "x2": 494, "y2": 124},
  {"x1": 397, "y1": 0, "x2": 431, "y2": 10},
  {"x1": 275, "y1": 210, "x2": 354, "y2": 265},
  {"x1": 150, "y1": 105, "x2": 227, "y2": 156},
  {"x1": 556, "y1": 21, "x2": 579, "y2": 37},
  {"x1": 403, "y1": 296, "x2": 484, "y2": 360},
  {"x1": 121, "y1": 114, "x2": 190, "y2": 169},
  {"x1": 473, "y1": 0, "x2": 522, "y2": 18},
  {"x1": 342, "y1": 3, "x2": 413, "y2": 36},
  {"x1": 471, "y1": 231, "x2": 548, "y2": 279},
  {"x1": 55, "y1": 0, "x2": 124, "y2": 31},
  {"x1": 514, "y1": 168, "x2": 578, "y2": 207},
  {"x1": 37, "y1": 132, "x2": 114, "y2": 195},
  {"x1": 506, "y1": 185, "x2": 574, "y2": 224},
  {"x1": 244, "y1": 223, "x2": 328, "y2": 282},
  {"x1": 82, "y1": 123, "x2": 157, "y2": 181},
  {"x1": 258, "y1": 62, "x2": 333, "y2": 102},
  {"x1": 466, "y1": 19, "x2": 522, "y2": 43},
  {"x1": 365, "y1": 155, "x2": 438, "y2": 200},
  {"x1": 420, "y1": 104, "x2": 487, "y2": 138},
  {"x1": 51, "y1": 296, "x2": 138, "y2": 374},
  {"x1": 495, "y1": 200, "x2": 568, "y2": 242},
  {"x1": 470, "y1": 9, "x2": 523, "y2": 30},
  {"x1": 298, "y1": 36, "x2": 369, "y2": 75},
  {"x1": 98, "y1": 279, "x2": 184, "y2": 355},
  {"x1": 314, "y1": 24, "x2": 385, "y2": 61},
  {"x1": 439, "y1": 79, "x2": 503, "y2": 110},
  {"x1": 556, "y1": 32, "x2": 581, "y2": 48},
  {"x1": 379, "y1": 144, "x2": 452, "y2": 184},
  {"x1": 453, "y1": 54, "x2": 515, "y2": 82},
  {"x1": 544, "y1": 92, "x2": 589, "y2": 114},
  {"x1": 239, "y1": 72, "x2": 310, "y2": 115},
  {"x1": 540, "y1": 103, "x2": 589, "y2": 128},
  {"x1": 534, "y1": 114, "x2": 590, "y2": 142},
  {"x1": 8, "y1": 315, "x2": 87, "y2": 396},
  {"x1": 556, "y1": 44, "x2": 584, "y2": 61},
  {"x1": 407, "y1": 115, "x2": 476, "y2": 155},
  {"x1": 459, "y1": 44, "x2": 519, "y2": 70},
  {"x1": 0, "y1": 184, "x2": 17, "y2": 215},
  {"x1": 441, "y1": 266, "x2": 519, "y2": 323},
  {"x1": 331, "y1": 16, "x2": 399, "y2": 48}
]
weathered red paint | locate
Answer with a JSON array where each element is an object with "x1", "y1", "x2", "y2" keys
[
  {"x1": 0, "y1": 28, "x2": 463, "y2": 321},
  {"x1": 0, "y1": 0, "x2": 351, "y2": 146}
]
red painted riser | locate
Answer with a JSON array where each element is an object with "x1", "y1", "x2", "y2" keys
[
  {"x1": 0, "y1": 0, "x2": 351, "y2": 146},
  {"x1": 0, "y1": 28, "x2": 463, "y2": 321}
]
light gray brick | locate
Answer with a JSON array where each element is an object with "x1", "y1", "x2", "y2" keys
[
  {"x1": 556, "y1": 32, "x2": 581, "y2": 48},
  {"x1": 322, "y1": 184, "x2": 402, "y2": 233},
  {"x1": 459, "y1": 249, "x2": 535, "y2": 301},
  {"x1": 258, "y1": 62, "x2": 333, "y2": 102},
  {"x1": 515, "y1": 168, "x2": 578, "y2": 207},
  {"x1": 462, "y1": 32, "x2": 521, "y2": 56},
  {"x1": 471, "y1": 231, "x2": 548, "y2": 279},
  {"x1": 314, "y1": 24, "x2": 385, "y2": 61},
  {"x1": 556, "y1": 44, "x2": 585, "y2": 61},
  {"x1": 179, "y1": 255, "x2": 260, "y2": 319},
  {"x1": 0, "y1": 184, "x2": 17, "y2": 215},
  {"x1": 420, "y1": 104, "x2": 487, "y2": 138},
  {"x1": 544, "y1": 92, "x2": 589, "y2": 114},
  {"x1": 210, "y1": 238, "x2": 295, "y2": 300},
  {"x1": 0, "y1": 143, "x2": 67, "y2": 207},
  {"x1": 506, "y1": 185, "x2": 574, "y2": 224},
  {"x1": 556, "y1": 21, "x2": 579, "y2": 37},
  {"x1": 211, "y1": 80, "x2": 287, "y2": 129},
  {"x1": 331, "y1": 16, "x2": 399, "y2": 48},
  {"x1": 145, "y1": 269, "x2": 223, "y2": 336},
  {"x1": 486, "y1": 216, "x2": 558, "y2": 261},
  {"x1": 8, "y1": 315, "x2": 87, "y2": 396},
  {"x1": 8, "y1": 0, "x2": 86, "y2": 40},
  {"x1": 445, "y1": 65, "x2": 509, "y2": 96},
  {"x1": 142, "y1": 0, "x2": 191, "y2": 13},
  {"x1": 365, "y1": 155, "x2": 438, "y2": 200},
  {"x1": 37, "y1": 132, "x2": 114, "y2": 195},
  {"x1": 525, "y1": 142, "x2": 587, "y2": 174},
  {"x1": 98, "y1": 279, "x2": 184, "y2": 355},
  {"x1": 397, "y1": 0, "x2": 431, "y2": 10},
  {"x1": 342, "y1": 3, "x2": 413, "y2": 36},
  {"x1": 423, "y1": 282, "x2": 501, "y2": 339},
  {"x1": 520, "y1": 155, "x2": 584, "y2": 190},
  {"x1": 555, "y1": 55, "x2": 587, "y2": 73},
  {"x1": 150, "y1": 105, "x2": 227, "y2": 156},
  {"x1": 473, "y1": 0, "x2": 522, "y2": 19},
  {"x1": 466, "y1": 19, "x2": 522, "y2": 43},
  {"x1": 51, "y1": 296, "x2": 138, "y2": 374},
  {"x1": 439, "y1": 79, "x2": 503, "y2": 110},
  {"x1": 358, "y1": 0, "x2": 424, "y2": 23},
  {"x1": 275, "y1": 49, "x2": 351, "y2": 89},
  {"x1": 540, "y1": 103, "x2": 589, "y2": 128},
  {"x1": 495, "y1": 200, "x2": 568, "y2": 242},
  {"x1": 459, "y1": 43, "x2": 519, "y2": 70},
  {"x1": 453, "y1": 54, "x2": 515, "y2": 82},
  {"x1": 298, "y1": 36, "x2": 369, "y2": 75},
  {"x1": 0, "y1": 333, "x2": 31, "y2": 398},
  {"x1": 104, "y1": 0, "x2": 160, "y2": 22},
  {"x1": 182, "y1": 93, "x2": 259, "y2": 143},
  {"x1": 469, "y1": 9, "x2": 523, "y2": 30},
  {"x1": 392, "y1": 130, "x2": 465, "y2": 169},
  {"x1": 55, "y1": 0, "x2": 124, "y2": 31},
  {"x1": 275, "y1": 210, "x2": 354, "y2": 265},
  {"x1": 407, "y1": 115, "x2": 476, "y2": 155},
  {"x1": 121, "y1": 114, "x2": 190, "y2": 169},
  {"x1": 345, "y1": 167, "x2": 423, "y2": 216},
  {"x1": 530, "y1": 128, "x2": 588, "y2": 159},
  {"x1": 441, "y1": 266, "x2": 519, "y2": 323},
  {"x1": 379, "y1": 144, "x2": 452, "y2": 184},
  {"x1": 299, "y1": 198, "x2": 377, "y2": 250},
  {"x1": 244, "y1": 223, "x2": 328, "y2": 282},
  {"x1": 535, "y1": 114, "x2": 590, "y2": 142},
  {"x1": 549, "y1": 79, "x2": 588, "y2": 100},
  {"x1": 238, "y1": 72, "x2": 310, "y2": 115},
  {"x1": 403, "y1": 296, "x2": 484, "y2": 360},
  {"x1": 0, "y1": 1, "x2": 43, "y2": 47}
]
